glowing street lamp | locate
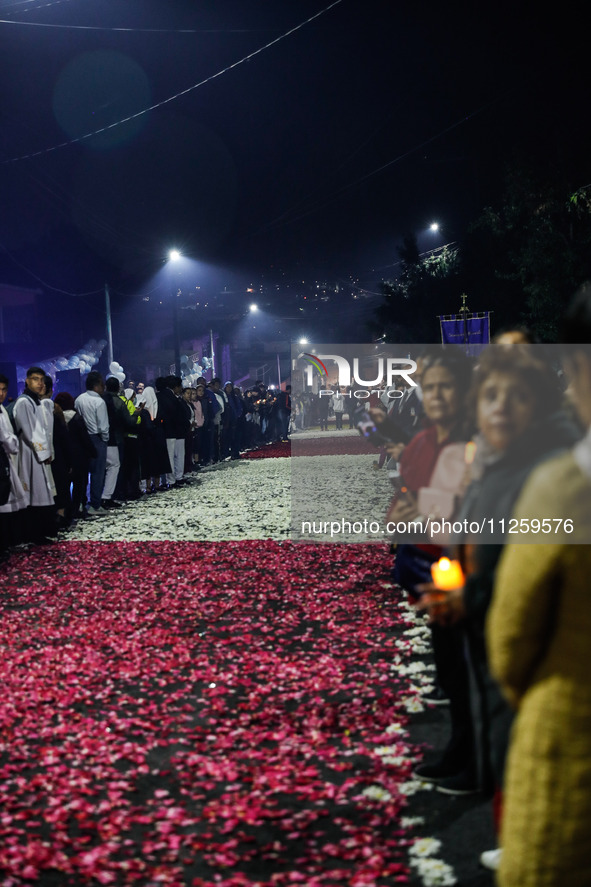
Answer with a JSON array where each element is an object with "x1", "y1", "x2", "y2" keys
[
  {"x1": 249, "y1": 303, "x2": 258, "y2": 312},
  {"x1": 169, "y1": 248, "x2": 181, "y2": 261},
  {"x1": 429, "y1": 222, "x2": 440, "y2": 232},
  {"x1": 299, "y1": 338, "x2": 309, "y2": 344}
]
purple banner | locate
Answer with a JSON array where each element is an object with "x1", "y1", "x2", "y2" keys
[{"x1": 439, "y1": 313, "x2": 490, "y2": 356}]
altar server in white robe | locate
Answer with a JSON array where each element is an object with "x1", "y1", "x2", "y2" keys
[
  {"x1": 0, "y1": 373, "x2": 27, "y2": 554},
  {"x1": 12, "y1": 366, "x2": 56, "y2": 542}
]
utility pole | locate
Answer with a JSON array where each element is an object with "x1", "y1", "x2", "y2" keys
[
  {"x1": 210, "y1": 329, "x2": 216, "y2": 377},
  {"x1": 105, "y1": 283, "x2": 114, "y2": 368},
  {"x1": 173, "y1": 288, "x2": 181, "y2": 377}
]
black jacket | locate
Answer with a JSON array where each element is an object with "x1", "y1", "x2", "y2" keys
[{"x1": 157, "y1": 388, "x2": 189, "y2": 439}]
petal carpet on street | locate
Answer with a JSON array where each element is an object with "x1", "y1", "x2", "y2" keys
[
  {"x1": 0, "y1": 541, "x2": 429, "y2": 886},
  {"x1": 0, "y1": 440, "x2": 457, "y2": 886}
]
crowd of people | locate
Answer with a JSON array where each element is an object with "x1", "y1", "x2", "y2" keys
[
  {"x1": 372, "y1": 297, "x2": 591, "y2": 886},
  {"x1": 0, "y1": 372, "x2": 291, "y2": 557},
  {"x1": 291, "y1": 388, "x2": 356, "y2": 431},
  {"x1": 3, "y1": 290, "x2": 591, "y2": 886}
]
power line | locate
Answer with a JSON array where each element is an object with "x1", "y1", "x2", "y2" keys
[
  {"x1": 0, "y1": 0, "x2": 76, "y2": 14},
  {"x1": 252, "y1": 91, "x2": 516, "y2": 237},
  {"x1": 110, "y1": 283, "x2": 163, "y2": 300},
  {"x1": 0, "y1": 16, "x2": 283, "y2": 33},
  {"x1": 2, "y1": 0, "x2": 343, "y2": 164},
  {"x1": 0, "y1": 240, "x2": 103, "y2": 296}
]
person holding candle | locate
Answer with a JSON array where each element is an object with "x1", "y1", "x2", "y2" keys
[
  {"x1": 419, "y1": 343, "x2": 580, "y2": 861},
  {"x1": 385, "y1": 346, "x2": 478, "y2": 794},
  {"x1": 486, "y1": 289, "x2": 591, "y2": 887}
]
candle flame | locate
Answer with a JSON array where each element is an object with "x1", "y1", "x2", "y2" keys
[
  {"x1": 438, "y1": 557, "x2": 451, "y2": 571},
  {"x1": 464, "y1": 441, "x2": 477, "y2": 465}
]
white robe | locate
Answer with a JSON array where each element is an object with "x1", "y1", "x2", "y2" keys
[
  {"x1": 0, "y1": 405, "x2": 27, "y2": 513},
  {"x1": 12, "y1": 393, "x2": 55, "y2": 507}
]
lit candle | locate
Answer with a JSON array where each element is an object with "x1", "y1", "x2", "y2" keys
[
  {"x1": 431, "y1": 557, "x2": 464, "y2": 591},
  {"x1": 464, "y1": 441, "x2": 477, "y2": 465}
]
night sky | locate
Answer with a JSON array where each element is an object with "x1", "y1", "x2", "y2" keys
[{"x1": 0, "y1": 0, "x2": 589, "y2": 341}]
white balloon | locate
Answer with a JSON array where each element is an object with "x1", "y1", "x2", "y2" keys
[
  {"x1": 116, "y1": 371, "x2": 126, "y2": 383},
  {"x1": 109, "y1": 362, "x2": 119, "y2": 374}
]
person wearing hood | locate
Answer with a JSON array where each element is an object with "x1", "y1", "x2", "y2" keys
[{"x1": 137, "y1": 384, "x2": 171, "y2": 491}]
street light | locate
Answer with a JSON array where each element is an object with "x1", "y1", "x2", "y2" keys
[
  {"x1": 169, "y1": 248, "x2": 181, "y2": 262},
  {"x1": 299, "y1": 338, "x2": 309, "y2": 344},
  {"x1": 249, "y1": 303, "x2": 258, "y2": 312},
  {"x1": 429, "y1": 222, "x2": 439, "y2": 232}
]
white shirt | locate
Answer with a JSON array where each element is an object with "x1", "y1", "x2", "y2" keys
[{"x1": 75, "y1": 390, "x2": 109, "y2": 441}]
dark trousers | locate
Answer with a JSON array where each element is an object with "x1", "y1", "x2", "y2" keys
[
  {"x1": 278, "y1": 409, "x2": 290, "y2": 439},
  {"x1": 430, "y1": 623, "x2": 476, "y2": 777},
  {"x1": 213, "y1": 424, "x2": 221, "y2": 462},
  {"x1": 118, "y1": 437, "x2": 140, "y2": 499},
  {"x1": 71, "y1": 459, "x2": 90, "y2": 514},
  {"x1": 185, "y1": 431, "x2": 194, "y2": 472},
  {"x1": 88, "y1": 435, "x2": 107, "y2": 509},
  {"x1": 221, "y1": 423, "x2": 236, "y2": 459}
]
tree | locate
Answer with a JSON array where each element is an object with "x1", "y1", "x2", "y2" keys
[
  {"x1": 469, "y1": 167, "x2": 591, "y2": 341},
  {"x1": 371, "y1": 235, "x2": 462, "y2": 342}
]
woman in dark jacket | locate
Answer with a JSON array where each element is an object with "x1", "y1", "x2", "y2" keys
[{"x1": 420, "y1": 345, "x2": 581, "y2": 865}]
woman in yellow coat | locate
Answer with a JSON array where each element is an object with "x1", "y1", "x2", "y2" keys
[{"x1": 487, "y1": 285, "x2": 591, "y2": 887}]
